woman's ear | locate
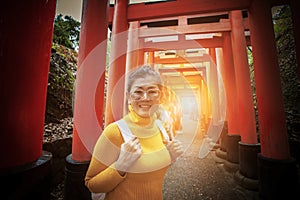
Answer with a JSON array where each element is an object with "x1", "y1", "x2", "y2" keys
[{"x1": 126, "y1": 92, "x2": 131, "y2": 104}]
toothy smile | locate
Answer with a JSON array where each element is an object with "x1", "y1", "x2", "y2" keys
[{"x1": 139, "y1": 104, "x2": 151, "y2": 108}]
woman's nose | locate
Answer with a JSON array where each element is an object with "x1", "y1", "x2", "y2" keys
[{"x1": 140, "y1": 91, "x2": 150, "y2": 100}]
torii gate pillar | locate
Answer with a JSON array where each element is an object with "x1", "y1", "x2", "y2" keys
[
  {"x1": 0, "y1": 1, "x2": 56, "y2": 199},
  {"x1": 249, "y1": 0, "x2": 299, "y2": 199},
  {"x1": 105, "y1": 0, "x2": 129, "y2": 126},
  {"x1": 215, "y1": 33, "x2": 239, "y2": 163},
  {"x1": 221, "y1": 32, "x2": 239, "y2": 134},
  {"x1": 65, "y1": 0, "x2": 109, "y2": 199},
  {"x1": 127, "y1": 21, "x2": 141, "y2": 71},
  {"x1": 208, "y1": 48, "x2": 220, "y2": 127},
  {"x1": 222, "y1": 31, "x2": 241, "y2": 174},
  {"x1": 229, "y1": 10, "x2": 260, "y2": 190}
]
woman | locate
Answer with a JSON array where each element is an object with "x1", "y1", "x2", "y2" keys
[{"x1": 85, "y1": 65, "x2": 184, "y2": 200}]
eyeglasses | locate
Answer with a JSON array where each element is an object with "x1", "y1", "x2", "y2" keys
[{"x1": 130, "y1": 88, "x2": 161, "y2": 100}]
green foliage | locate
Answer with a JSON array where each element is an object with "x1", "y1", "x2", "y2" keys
[
  {"x1": 247, "y1": 47, "x2": 259, "y2": 133},
  {"x1": 52, "y1": 14, "x2": 80, "y2": 51},
  {"x1": 46, "y1": 43, "x2": 78, "y2": 123},
  {"x1": 50, "y1": 44, "x2": 76, "y2": 91},
  {"x1": 273, "y1": 6, "x2": 293, "y2": 35},
  {"x1": 273, "y1": 6, "x2": 300, "y2": 140},
  {"x1": 46, "y1": 14, "x2": 80, "y2": 122}
]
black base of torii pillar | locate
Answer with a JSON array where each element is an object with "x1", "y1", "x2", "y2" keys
[
  {"x1": 224, "y1": 134, "x2": 241, "y2": 173},
  {"x1": 257, "y1": 154, "x2": 300, "y2": 200},
  {"x1": 64, "y1": 154, "x2": 91, "y2": 200},
  {"x1": 1, "y1": 151, "x2": 52, "y2": 199},
  {"x1": 234, "y1": 142, "x2": 261, "y2": 191},
  {"x1": 215, "y1": 121, "x2": 228, "y2": 162}
]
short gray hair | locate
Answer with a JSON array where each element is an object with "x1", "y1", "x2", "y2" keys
[{"x1": 126, "y1": 65, "x2": 162, "y2": 92}]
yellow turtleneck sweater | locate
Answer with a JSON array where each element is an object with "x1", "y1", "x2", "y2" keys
[{"x1": 85, "y1": 110, "x2": 171, "y2": 200}]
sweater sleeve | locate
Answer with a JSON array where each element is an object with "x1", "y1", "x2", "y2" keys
[{"x1": 85, "y1": 123, "x2": 126, "y2": 193}]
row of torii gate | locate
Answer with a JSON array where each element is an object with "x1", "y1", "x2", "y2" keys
[{"x1": 1, "y1": 0, "x2": 299, "y2": 199}]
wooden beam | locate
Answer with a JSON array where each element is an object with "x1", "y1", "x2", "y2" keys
[
  {"x1": 139, "y1": 21, "x2": 231, "y2": 37},
  {"x1": 163, "y1": 81, "x2": 202, "y2": 86},
  {"x1": 109, "y1": 0, "x2": 289, "y2": 24},
  {"x1": 164, "y1": 83, "x2": 201, "y2": 89},
  {"x1": 163, "y1": 76, "x2": 203, "y2": 82},
  {"x1": 160, "y1": 67, "x2": 208, "y2": 83},
  {"x1": 139, "y1": 18, "x2": 248, "y2": 38},
  {"x1": 159, "y1": 66, "x2": 206, "y2": 73},
  {"x1": 144, "y1": 37, "x2": 223, "y2": 49},
  {"x1": 162, "y1": 75, "x2": 204, "y2": 87},
  {"x1": 109, "y1": 0, "x2": 251, "y2": 23},
  {"x1": 139, "y1": 11, "x2": 228, "y2": 24},
  {"x1": 172, "y1": 89, "x2": 199, "y2": 95},
  {"x1": 155, "y1": 55, "x2": 211, "y2": 64}
]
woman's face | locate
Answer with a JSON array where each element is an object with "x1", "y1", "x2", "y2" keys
[{"x1": 128, "y1": 77, "x2": 161, "y2": 118}]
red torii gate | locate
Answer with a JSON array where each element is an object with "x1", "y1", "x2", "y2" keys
[
  {"x1": 1, "y1": 0, "x2": 299, "y2": 199},
  {"x1": 71, "y1": 0, "x2": 300, "y2": 199}
]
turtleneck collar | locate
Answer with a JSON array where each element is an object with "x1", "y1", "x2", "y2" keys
[{"x1": 127, "y1": 104, "x2": 157, "y2": 126}]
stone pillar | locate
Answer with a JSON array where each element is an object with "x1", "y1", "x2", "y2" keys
[
  {"x1": 65, "y1": 0, "x2": 110, "y2": 199},
  {"x1": 105, "y1": 0, "x2": 129, "y2": 126},
  {"x1": 249, "y1": 0, "x2": 299, "y2": 198},
  {"x1": 0, "y1": 0, "x2": 56, "y2": 198}
]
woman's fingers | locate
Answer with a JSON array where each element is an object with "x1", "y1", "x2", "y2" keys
[
  {"x1": 116, "y1": 137, "x2": 142, "y2": 172},
  {"x1": 165, "y1": 139, "x2": 184, "y2": 163},
  {"x1": 123, "y1": 137, "x2": 141, "y2": 152},
  {"x1": 167, "y1": 140, "x2": 183, "y2": 150}
]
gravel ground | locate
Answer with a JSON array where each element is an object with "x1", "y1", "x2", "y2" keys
[{"x1": 163, "y1": 118, "x2": 259, "y2": 200}]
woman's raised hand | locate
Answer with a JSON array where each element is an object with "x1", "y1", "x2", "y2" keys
[
  {"x1": 165, "y1": 139, "x2": 184, "y2": 163},
  {"x1": 115, "y1": 137, "x2": 142, "y2": 175}
]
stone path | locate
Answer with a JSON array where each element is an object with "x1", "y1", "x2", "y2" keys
[{"x1": 163, "y1": 116, "x2": 259, "y2": 200}]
